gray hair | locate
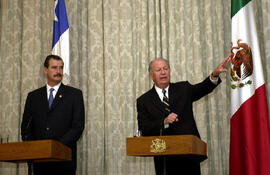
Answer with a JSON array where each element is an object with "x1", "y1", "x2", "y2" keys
[{"x1": 148, "y1": 58, "x2": 170, "y2": 73}]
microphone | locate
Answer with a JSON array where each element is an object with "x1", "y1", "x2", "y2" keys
[
  {"x1": 160, "y1": 110, "x2": 169, "y2": 136},
  {"x1": 22, "y1": 116, "x2": 33, "y2": 141},
  {"x1": 160, "y1": 121, "x2": 163, "y2": 136}
]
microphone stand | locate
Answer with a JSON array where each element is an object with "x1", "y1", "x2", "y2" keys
[
  {"x1": 161, "y1": 112, "x2": 167, "y2": 175},
  {"x1": 22, "y1": 116, "x2": 33, "y2": 175},
  {"x1": 24, "y1": 135, "x2": 33, "y2": 175},
  {"x1": 27, "y1": 160, "x2": 33, "y2": 175}
]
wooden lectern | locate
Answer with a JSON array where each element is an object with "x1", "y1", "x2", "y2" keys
[
  {"x1": 0, "y1": 140, "x2": 71, "y2": 163},
  {"x1": 126, "y1": 135, "x2": 207, "y2": 162}
]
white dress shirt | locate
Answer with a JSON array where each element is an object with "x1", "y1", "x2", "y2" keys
[
  {"x1": 46, "y1": 82, "x2": 61, "y2": 100},
  {"x1": 155, "y1": 85, "x2": 170, "y2": 128}
]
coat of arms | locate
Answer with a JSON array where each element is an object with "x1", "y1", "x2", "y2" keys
[
  {"x1": 230, "y1": 39, "x2": 253, "y2": 89},
  {"x1": 150, "y1": 138, "x2": 166, "y2": 153}
]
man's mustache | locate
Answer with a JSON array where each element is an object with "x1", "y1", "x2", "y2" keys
[{"x1": 54, "y1": 73, "x2": 63, "y2": 77}]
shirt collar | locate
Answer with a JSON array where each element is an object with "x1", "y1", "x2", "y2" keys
[
  {"x1": 154, "y1": 85, "x2": 169, "y2": 100},
  {"x1": 46, "y1": 82, "x2": 61, "y2": 94}
]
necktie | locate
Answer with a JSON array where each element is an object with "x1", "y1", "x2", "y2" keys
[
  {"x1": 48, "y1": 88, "x2": 54, "y2": 108},
  {"x1": 162, "y1": 90, "x2": 170, "y2": 113}
]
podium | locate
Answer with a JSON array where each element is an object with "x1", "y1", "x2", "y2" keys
[
  {"x1": 0, "y1": 140, "x2": 71, "y2": 163},
  {"x1": 126, "y1": 135, "x2": 207, "y2": 162}
]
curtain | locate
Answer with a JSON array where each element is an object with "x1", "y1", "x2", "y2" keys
[{"x1": 0, "y1": 0, "x2": 269, "y2": 174}]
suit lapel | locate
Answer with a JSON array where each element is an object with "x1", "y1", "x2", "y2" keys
[
  {"x1": 168, "y1": 83, "x2": 176, "y2": 105},
  {"x1": 49, "y1": 83, "x2": 65, "y2": 111},
  {"x1": 40, "y1": 86, "x2": 49, "y2": 111},
  {"x1": 168, "y1": 83, "x2": 186, "y2": 114},
  {"x1": 149, "y1": 86, "x2": 165, "y2": 113}
]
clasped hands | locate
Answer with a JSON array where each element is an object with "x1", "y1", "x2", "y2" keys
[{"x1": 164, "y1": 112, "x2": 178, "y2": 124}]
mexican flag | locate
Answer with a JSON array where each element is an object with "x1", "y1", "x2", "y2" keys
[{"x1": 230, "y1": 0, "x2": 270, "y2": 175}]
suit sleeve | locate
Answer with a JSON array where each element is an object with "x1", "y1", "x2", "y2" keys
[
  {"x1": 59, "y1": 90, "x2": 85, "y2": 147},
  {"x1": 21, "y1": 93, "x2": 34, "y2": 141},
  {"x1": 190, "y1": 76, "x2": 221, "y2": 102},
  {"x1": 137, "y1": 98, "x2": 164, "y2": 136}
]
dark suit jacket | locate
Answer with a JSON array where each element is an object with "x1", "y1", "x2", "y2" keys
[
  {"x1": 21, "y1": 83, "x2": 85, "y2": 171},
  {"x1": 137, "y1": 76, "x2": 221, "y2": 138}
]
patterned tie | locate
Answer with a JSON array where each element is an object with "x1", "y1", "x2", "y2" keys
[
  {"x1": 162, "y1": 89, "x2": 170, "y2": 113},
  {"x1": 48, "y1": 88, "x2": 54, "y2": 109}
]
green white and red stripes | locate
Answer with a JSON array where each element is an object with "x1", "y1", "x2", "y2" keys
[{"x1": 230, "y1": 0, "x2": 270, "y2": 175}]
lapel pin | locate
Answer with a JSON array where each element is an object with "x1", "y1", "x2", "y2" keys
[{"x1": 59, "y1": 95, "x2": 62, "y2": 98}]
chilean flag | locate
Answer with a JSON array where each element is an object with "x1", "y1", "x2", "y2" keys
[
  {"x1": 230, "y1": 0, "x2": 270, "y2": 174},
  {"x1": 52, "y1": 0, "x2": 70, "y2": 85}
]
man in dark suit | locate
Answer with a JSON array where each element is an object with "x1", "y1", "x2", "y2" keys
[
  {"x1": 137, "y1": 56, "x2": 230, "y2": 175},
  {"x1": 21, "y1": 55, "x2": 85, "y2": 175}
]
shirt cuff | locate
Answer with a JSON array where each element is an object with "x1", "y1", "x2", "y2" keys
[
  {"x1": 209, "y1": 75, "x2": 218, "y2": 85},
  {"x1": 164, "y1": 123, "x2": 169, "y2": 129}
]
